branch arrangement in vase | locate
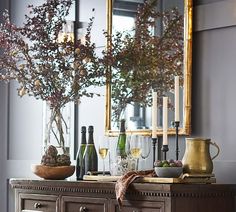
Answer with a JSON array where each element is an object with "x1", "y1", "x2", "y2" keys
[{"x1": 0, "y1": 0, "x2": 104, "y2": 157}]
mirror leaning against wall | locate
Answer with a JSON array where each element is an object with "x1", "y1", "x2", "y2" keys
[{"x1": 105, "y1": 0, "x2": 192, "y2": 136}]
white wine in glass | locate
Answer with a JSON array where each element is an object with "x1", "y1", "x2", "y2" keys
[
  {"x1": 98, "y1": 136, "x2": 109, "y2": 175},
  {"x1": 99, "y1": 148, "x2": 108, "y2": 159},
  {"x1": 130, "y1": 135, "x2": 142, "y2": 170},
  {"x1": 130, "y1": 148, "x2": 142, "y2": 159}
]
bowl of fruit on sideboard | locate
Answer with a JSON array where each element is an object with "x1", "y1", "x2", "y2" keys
[{"x1": 154, "y1": 159, "x2": 183, "y2": 178}]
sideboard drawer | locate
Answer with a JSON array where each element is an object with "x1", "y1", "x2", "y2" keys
[
  {"x1": 111, "y1": 199, "x2": 165, "y2": 212},
  {"x1": 61, "y1": 196, "x2": 108, "y2": 212},
  {"x1": 19, "y1": 193, "x2": 58, "y2": 212}
]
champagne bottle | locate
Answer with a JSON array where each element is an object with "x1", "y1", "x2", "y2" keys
[
  {"x1": 76, "y1": 126, "x2": 87, "y2": 180},
  {"x1": 84, "y1": 126, "x2": 98, "y2": 174},
  {"x1": 116, "y1": 119, "x2": 127, "y2": 158}
]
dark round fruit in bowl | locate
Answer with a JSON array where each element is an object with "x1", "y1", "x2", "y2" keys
[
  {"x1": 155, "y1": 167, "x2": 183, "y2": 178},
  {"x1": 154, "y1": 159, "x2": 183, "y2": 168}
]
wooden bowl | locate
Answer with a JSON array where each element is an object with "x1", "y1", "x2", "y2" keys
[{"x1": 31, "y1": 164, "x2": 75, "y2": 180}]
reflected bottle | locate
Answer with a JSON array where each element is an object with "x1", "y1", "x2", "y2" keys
[
  {"x1": 76, "y1": 126, "x2": 87, "y2": 180},
  {"x1": 116, "y1": 119, "x2": 127, "y2": 158},
  {"x1": 84, "y1": 126, "x2": 98, "y2": 174}
]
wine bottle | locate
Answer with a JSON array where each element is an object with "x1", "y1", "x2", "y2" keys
[
  {"x1": 116, "y1": 119, "x2": 127, "y2": 158},
  {"x1": 84, "y1": 126, "x2": 98, "y2": 174},
  {"x1": 76, "y1": 126, "x2": 87, "y2": 180}
]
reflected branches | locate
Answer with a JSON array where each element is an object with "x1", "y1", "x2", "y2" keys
[{"x1": 103, "y1": 0, "x2": 184, "y2": 125}]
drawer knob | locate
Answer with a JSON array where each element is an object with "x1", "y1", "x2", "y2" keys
[
  {"x1": 79, "y1": 206, "x2": 88, "y2": 212},
  {"x1": 34, "y1": 202, "x2": 42, "y2": 209}
]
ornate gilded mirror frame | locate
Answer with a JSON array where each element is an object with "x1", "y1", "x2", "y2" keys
[{"x1": 105, "y1": 0, "x2": 192, "y2": 136}]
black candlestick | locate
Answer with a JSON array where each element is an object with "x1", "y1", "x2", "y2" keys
[
  {"x1": 157, "y1": 136, "x2": 162, "y2": 160},
  {"x1": 174, "y1": 121, "x2": 180, "y2": 160},
  {"x1": 152, "y1": 137, "x2": 157, "y2": 166},
  {"x1": 161, "y1": 145, "x2": 169, "y2": 160}
]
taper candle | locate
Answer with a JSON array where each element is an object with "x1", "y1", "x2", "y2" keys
[
  {"x1": 152, "y1": 91, "x2": 157, "y2": 138},
  {"x1": 174, "y1": 76, "x2": 180, "y2": 122},
  {"x1": 163, "y1": 97, "x2": 168, "y2": 145}
]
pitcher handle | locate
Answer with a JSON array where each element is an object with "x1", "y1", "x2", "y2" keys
[{"x1": 209, "y1": 141, "x2": 220, "y2": 160}]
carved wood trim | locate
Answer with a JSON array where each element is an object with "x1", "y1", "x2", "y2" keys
[
  {"x1": 11, "y1": 184, "x2": 115, "y2": 195},
  {"x1": 10, "y1": 180, "x2": 236, "y2": 198}
]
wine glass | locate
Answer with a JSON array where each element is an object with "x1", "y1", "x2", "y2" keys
[
  {"x1": 140, "y1": 136, "x2": 152, "y2": 169},
  {"x1": 98, "y1": 136, "x2": 109, "y2": 175},
  {"x1": 129, "y1": 135, "x2": 142, "y2": 170},
  {"x1": 125, "y1": 134, "x2": 132, "y2": 156},
  {"x1": 140, "y1": 136, "x2": 152, "y2": 159}
]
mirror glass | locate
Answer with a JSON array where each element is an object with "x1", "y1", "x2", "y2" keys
[{"x1": 105, "y1": 0, "x2": 192, "y2": 136}]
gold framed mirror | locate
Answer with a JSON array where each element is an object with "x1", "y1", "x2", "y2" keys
[{"x1": 105, "y1": 0, "x2": 192, "y2": 136}]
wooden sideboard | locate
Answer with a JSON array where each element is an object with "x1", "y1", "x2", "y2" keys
[{"x1": 10, "y1": 179, "x2": 236, "y2": 212}]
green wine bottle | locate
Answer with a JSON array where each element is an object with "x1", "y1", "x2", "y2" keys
[
  {"x1": 84, "y1": 126, "x2": 98, "y2": 174},
  {"x1": 116, "y1": 119, "x2": 127, "y2": 158},
  {"x1": 76, "y1": 126, "x2": 87, "y2": 180}
]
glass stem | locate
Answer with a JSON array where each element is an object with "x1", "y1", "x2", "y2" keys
[
  {"x1": 135, "y1": 158, "x2": 139, "y2": 171},
  {"x1": 103, "y1": 159, "x2": 105, "y2": 176}
]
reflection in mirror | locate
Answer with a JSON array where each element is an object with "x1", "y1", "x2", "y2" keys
[{"x1": 105, "y1": 0, "x2": 192, "y2": 136}]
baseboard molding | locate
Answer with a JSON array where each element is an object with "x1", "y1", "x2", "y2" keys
[{"x1": 194, "y1": 0, "x2": 236, "y2": 31}]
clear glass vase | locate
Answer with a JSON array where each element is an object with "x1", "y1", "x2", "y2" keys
[{"x1": 43, "y1": 103, "x2": 73, "y2": 156}]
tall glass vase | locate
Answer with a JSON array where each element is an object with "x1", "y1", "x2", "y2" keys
[{"x1": 43, "y1": 102, "x2": 73, "y2": 157}]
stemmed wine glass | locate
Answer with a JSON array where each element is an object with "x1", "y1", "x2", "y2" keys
[
  {"x1": 125, "y1": 134, "x2": 132, "y2": 156},
  {"x1": 140, "y1": 136, "x2": 152, "y2": 169},
  {"x1": 98, "y1": 136, "x2": 109, "y2": 175},
  {"x1": 129, "y1": 135, "x2": 142, "y2": 171}
]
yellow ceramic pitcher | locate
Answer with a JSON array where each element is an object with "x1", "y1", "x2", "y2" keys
[{"x1": 182, "y1": 138, "x2": 220, "y2": 174}]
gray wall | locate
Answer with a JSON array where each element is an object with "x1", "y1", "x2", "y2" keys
[
  {"x1": 192, "y1": 0, "x2": 236, "y2": 183},
  {"x1": 148, "y1": 0, "x2": 236, "y2": 183}
]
